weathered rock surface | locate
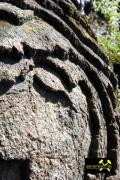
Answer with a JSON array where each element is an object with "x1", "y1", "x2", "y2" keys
[{"x1": 0, "y1": 0, "x2": 119, "y2": 179}]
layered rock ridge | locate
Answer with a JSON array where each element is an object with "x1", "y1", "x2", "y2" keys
[{"x1": 0, "y1": 0, "x2": 119, "y2": 179}]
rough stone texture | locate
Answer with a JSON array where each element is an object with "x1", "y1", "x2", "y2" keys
[{"x1": 0, "y1": 0, "x2": 119, "y2": 180}]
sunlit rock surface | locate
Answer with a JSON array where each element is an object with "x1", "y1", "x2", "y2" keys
[{"x1": 0, "y1": 0, "x2": 119, "y2": 179}]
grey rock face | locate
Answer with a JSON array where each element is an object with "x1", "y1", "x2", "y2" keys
[{"x1": 0, "y1": 0, "x2": 119, "y2": 179}]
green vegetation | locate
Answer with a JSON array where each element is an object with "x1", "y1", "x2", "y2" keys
[
  {"x1": 93, "y1": 0, "x2": 120, "y2": 109},
  {"x1": 93, "y1": 0, "x2": 120, "y2": 64}
]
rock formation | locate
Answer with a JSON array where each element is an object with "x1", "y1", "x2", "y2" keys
[{"x1": 0, "y1": 0, "x2": 119, "y2": 179}]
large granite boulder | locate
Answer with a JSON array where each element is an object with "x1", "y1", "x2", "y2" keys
[{"x1": 0, "y1": 0, "x2": 119, "y2": 179}]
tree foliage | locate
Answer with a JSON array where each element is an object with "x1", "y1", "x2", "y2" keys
[{"x1": 93, "y1": 0, "x2": 120, "y2": 64}]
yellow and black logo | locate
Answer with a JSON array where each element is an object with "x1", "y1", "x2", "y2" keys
[{"x1": 85, "y1": 158, "x2": 114, "y2": 174}]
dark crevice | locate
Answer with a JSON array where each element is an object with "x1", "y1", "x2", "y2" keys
[
  {"x1": 22, "y1": 42, "x2": 51, "y2": 60},
  {"x1": 64, "y1": 15, "x2": 108, "y2": 64},
  {"x1": 34, "y1": 5, "x2": 117, "y2": 90},
  {"x1": 0, "y1": 0, "x2": 115, "y2": 88},
  {"x1": 67, "y1": 49, "x2": 118, "y2": 175},
  {"x1": 36, "y1": 0, "x2": 96, "y2": 40},
  {"x1": 79, "y1": 80, "x2": 105, "y2": 180},
  {"x1": 0, "y1": 45, "x2": 23, "y2": 64},
  {"x1": 36, "y1": 0, "x2": 108, "y2": 64},
  {"x1": 68, "y1": 48, "x2": 117, "y2": 105},
  {"x1": 84, "y1": 68, "x2": 118, "y2": 176},
  {"x1": 34, "y1": 7, "x2": 107, "y2": 71},
  {"x1": 107, "y1": 84, "x2": 116, "y2": 109},
  {"x1": 0, "y1": 79, "x2": 14, "y2": 95},
  {"x1": 23, "y1": 43, "x2": 75, "y2": 90},
  {"x1": 23, "y1": 41, "x2": 116, "y2": 116},
  {"x1": 23, "y1": 41, "x2": 69, "y2": 62},
  {"x1": 37, "y1": 0, "x2": 64, "y2": 18},
  {"x1": 23, "y1": 43, "x2": 76, "y2": 90},
  {"x1": 34, "y1": 59, "x2": 75, "y2": 91},
  {"x1": 0, "y1": 0, "x2": 116, "y2": 90},
  {"x1": 79, "y1": 80, "x2": 102, "y2": 157},
  {"x1": 0, "y1": 56, "x2": 21, "y2": 65},
  {"x1": 53, "y1": 45, "x2": 68, "y2": 60},
  {"x1": 23, "y1": 42, "x2": 116, "y2": 109},
  {"x1": 0, "y1": 159, "x2": 31, "y2": 180},
  {"x1": 0, "y1": 0, "x2": 95, "y2": 41},
  {"x1": 0, "y1": 47, "x2": 12, "y2": 60},
  {"x1": 0, "y1": 0, "x2": 34, "y2": 10},
  {"x1": 11, "y1": 45, "x2": 23, "y2": 60},
  {"x1": 0, "y1": 9, "x2": 23, "y2": 26},
  {"x1": 108, "y1": 68, "x2": 117, "y2": 90},
  {"x1": 33, "y1": 75, "x2": 77, "y2": 112}
]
